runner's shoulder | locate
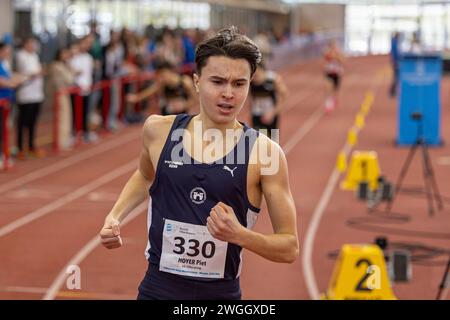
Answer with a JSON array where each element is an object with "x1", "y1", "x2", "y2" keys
[
  {"x1": 143, "y1": 114, "x2": 177, "y2": 142},
  {"x1": 250, "y1": 132, "x2": 286, "y2": 168},
  {"x1": 257, "y1": 132, "x2": 284, "y2": 153}
]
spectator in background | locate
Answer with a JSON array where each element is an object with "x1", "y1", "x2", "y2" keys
[
  {"x1": 151, "y1": 29, "x2": 183, "y2": 68},
  {"x1": 88, "y1": 21, "x2": 106, "y2": 127},
  {"x1": 181, "y1": 29, "x2": 195, "y2": 66},
  {"x1": 15, "y1": 37, "x2": 46, "y2": 159},
  {"x1": 46, "y1": 48, "x2": 75, "y2": 151},
  {"x1": 118, "y1": 29, "x2": 141, "y2": 123},
  {"x1": 104, "y1": 31, "x2": 125, "y2": 80},
  {"x1": 390, "y1": 32, "x2": 401, "y2": 97},
  {"x1": 0, "y1": 42, "x2": 25, "y2": 167},
  {"x1": 104, "y1": 31, "x2": 125, "y2": 131},
  {"x1": 69, "y1": 37, "x2": 96, "y2": 142},
  {"x1": 410, "y1": 31, "x2": 422, "y2": 54},
  {"x1": 89, "y1": 21, "x2": 104, "y2": 69}
]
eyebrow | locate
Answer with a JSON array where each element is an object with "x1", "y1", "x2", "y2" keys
[{"x1": 209, "y1": 75, "x2": 248, "y2": 82}]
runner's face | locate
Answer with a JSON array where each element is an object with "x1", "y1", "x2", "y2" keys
[{"x1": 194, "y1": 56, "x2": 251, "y2": 124}]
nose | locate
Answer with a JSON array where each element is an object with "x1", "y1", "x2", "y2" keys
[{"x1": 222, "y1": 84, "x2": 233, "y2": 100}]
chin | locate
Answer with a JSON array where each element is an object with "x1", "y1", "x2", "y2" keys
[
  {"x1": 214, "y1": 112, "x2": 237, "y2": 124},
  {"x1": 203, "y1": 108, "x2": 235, "y2": 124}
]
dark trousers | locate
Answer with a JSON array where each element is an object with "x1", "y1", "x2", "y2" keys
[
  {"x1": 390, "y1": 63, "x2": 399, "y2": 97},
  {"x1": 137, "y1": 263, "x2": 241, "y2": 300},
  {"x1": 17, "y1": 102, "x2": 41, "y2": 152},
  {"x1": 252, "y1": 115, "x2": 279, "y2": 139}
]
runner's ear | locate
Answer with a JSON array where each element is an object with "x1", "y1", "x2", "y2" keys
[{"x1": 193, "y1": 73, "x2": 200, "y2": 92}]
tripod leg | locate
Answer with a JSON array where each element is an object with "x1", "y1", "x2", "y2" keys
[
  {"x1": 436, "y1": 256, "x2": 450, "y2": 300},
  {"x1": 386, "y1": 143, "x2": 418, "y2": 213},
  {"x1": 422, "y1": 144, "x2": 444, "y2": 211},
  {"x1": 421, "y1": 144, "x2": 435, "y2": 216}
]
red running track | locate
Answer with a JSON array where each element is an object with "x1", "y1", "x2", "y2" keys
[{"x1": 0, "y1": 55, "x2": 449, "y2": 300}]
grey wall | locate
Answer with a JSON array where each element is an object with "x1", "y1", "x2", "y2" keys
[
  {"x1": 0, "y1": 0, "x2": 13, "y2": 41},
  {"x1": 293, "y1": 4, "x2": 346, "y2": 34},
  {"x1": 210, "y1": 4, "x2": 289, "y2": 37}
]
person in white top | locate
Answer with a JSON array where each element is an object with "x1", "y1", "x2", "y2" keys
[
  {"x1": 15, "y1": 37, "x2": 45, "y2": 159},
  {"x1": 69, "y1": 36, "x2": 94, "y2": 141}
]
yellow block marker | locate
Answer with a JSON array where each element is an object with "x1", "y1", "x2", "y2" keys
[
  {"x1": 336, "y1": 151, "x2": 347, "y2": 173},
  {"x1": 323, "y1": 244, "x2": 397, "y2": 300},
  {"x1": 365, "y1": 92, "x2": 374, "y2": 106},
  {"x1": 355, "y1": 114, "x2": 365, "y2": 129},
  {"x1": 347, "y1": 128, "x2": 358, "y2": 147},
  {"x1": 340, "y1": 150, "x2": 380, "y2": 191},
  {"x1": 360, "y1": 102, "x2": 371, "y2": 116}
]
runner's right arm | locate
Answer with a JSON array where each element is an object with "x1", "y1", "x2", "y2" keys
[{"x1": 100, "y1": 117, "x2": 157, "y2": 249}]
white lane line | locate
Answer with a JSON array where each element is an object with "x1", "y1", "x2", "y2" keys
[
  {"x1": 283, "y1": 91, "x2": 317, "y2": 114},
  {"x1": 301, "y1": 96, "x2": 372, "y2": 299},
  {"x1": 301, "y1": 143, "x2": 352, "y2": 299},
  {"x1": 0, "y1": 131, "x2": 139, "y2": 195},
  {"x1": 302, "y1": 170, "x2": 341, "y2": 299},
  {"x1": 301, "y1": 74, "x2": 383, "y2": 299},
  {"x1": 43, "y1": 202, "x2": 147, "y2": 300},
  {"x1": 0, "y1": 285, "x2": 136, "y2": 299},
  {"x1": 0, "y1": 160, "x2": 137, "y2": 238},
  {"x1": 283, "y1": 106, "x2": 325, "y2": 154},
  {"x1": 1, "y1": 286, "x2": 48, "y2": 294}
]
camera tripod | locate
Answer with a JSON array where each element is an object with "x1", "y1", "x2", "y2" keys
[{"x1": 385, "y1": 112, "x2": 443, "y2": 216}]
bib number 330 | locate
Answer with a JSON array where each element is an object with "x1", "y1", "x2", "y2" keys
[
  {"x1": 173, "y1": 237, "x2": 216, "y2": 258},
  {"x1": 160, "y1": 219, "x2": 228, "y2": 279}
]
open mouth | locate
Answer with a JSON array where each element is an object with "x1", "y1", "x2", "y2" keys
[{"x1": 217, "y1": 103, "x2": 234, "y2": 113}]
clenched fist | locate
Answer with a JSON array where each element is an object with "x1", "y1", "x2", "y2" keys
[
  {"x1": 206, "y1": 202, "x2": 245, "y2": 244},
  {"x1": 100, "y1": 217, "x2": 123, "y2": 249}
]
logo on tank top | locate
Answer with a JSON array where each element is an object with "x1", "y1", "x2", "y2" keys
[
  {"x1": 165, "y1": 160, "x2": 183, "y2": 168},
  {"x1": 190, "y1": 187, "x2": 207, "y2": 204},
  {"x1": 223, "y1": 165, "x2": 237, "y2": 177}
]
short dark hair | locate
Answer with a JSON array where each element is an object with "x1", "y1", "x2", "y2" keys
[
  {"x1": 54, "y1": 47, "x2": 69, "y2": 62},
  {"x1": 195, "y1": 26, "x2": 261, "y2": 77},
  {"x1": 22, "y1": 36, "x2": 37, "y2": 46},
  {"x1": 154, "y1": 59, "x2": 175, "y2": 71}
]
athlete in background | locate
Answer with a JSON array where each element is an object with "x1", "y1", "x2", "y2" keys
[
  {"x1": 127, "y1": 61, "x2": 196, "y2": 115},
  {"x1": 323, "y1": 40, "x2": 344, "y2": 113},
  {"x1": 249, "y1": 63, "x2": 288, "y2": 139}
]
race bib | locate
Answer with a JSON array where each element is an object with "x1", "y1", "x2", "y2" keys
[
  {"x1": 167, "y1": 99, "x2": 186, "y2": 114},
  {"x1": 326, "y1": 61, "x2": 343, "y2": 74},
  {"x1": 252, "y1": 97, "x2": 274, "y2": 116},
  {"x1": 160, "y1": 219, "x2": 228, "y2": 278}
]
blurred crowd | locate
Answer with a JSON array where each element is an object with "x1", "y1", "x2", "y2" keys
[{"x1": 0, "y1": 22, "x2": 290, "y2": 169}]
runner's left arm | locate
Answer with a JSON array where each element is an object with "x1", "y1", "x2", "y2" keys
[
  {"x1": 273, "y1": 74, "x2": 288, "y2": 115},
  {"x1": 207, "y1": 138, "x2": 299, "y2": 263}
]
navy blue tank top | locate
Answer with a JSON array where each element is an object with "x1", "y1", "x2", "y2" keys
[{"x1": 146, "y1": 114, "x2": 260, "y2": 281}]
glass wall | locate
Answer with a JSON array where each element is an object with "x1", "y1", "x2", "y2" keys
[
  {"x1": 346, "y1": 3, "x2": 450, "y2": 55},
  {"x1": 16, "y1": 0, "x2": 210, "y2": 43}
]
